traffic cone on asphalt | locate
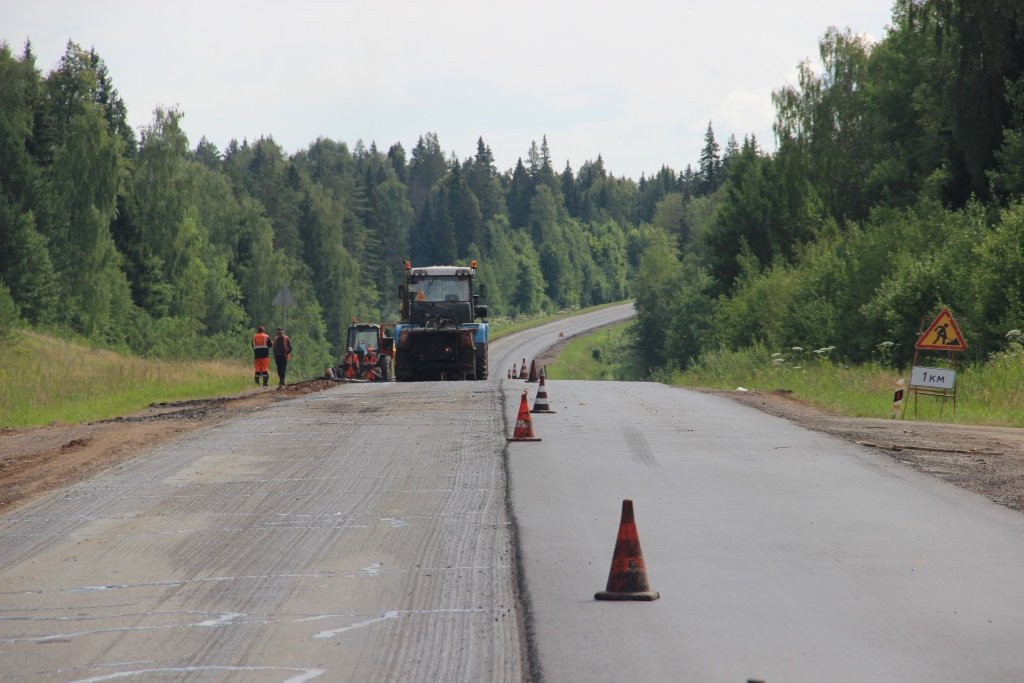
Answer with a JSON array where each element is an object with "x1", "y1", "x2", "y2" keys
[
  {"x1": 526, "y1": 359, "x2": 539, "y2": 383},
  {"x1": 519, "y1": 358, "x2": 528, "y2": 379},
  {"x1": 507, "y1": 391, "x2": 541, "y2": 442},
  {"x1": 507, "y1": 368, "x2": 512, "y2": 379},
  {"x1": 531, "y1": 376, "x2": 556, "y2": 414},
  {"x1": 594, "y1": 499, "x2": 659, "y2": 601}
]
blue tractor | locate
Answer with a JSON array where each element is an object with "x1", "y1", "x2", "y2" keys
[{"x1": 394, "y1": 261, "x2": 489, "y2": 381}]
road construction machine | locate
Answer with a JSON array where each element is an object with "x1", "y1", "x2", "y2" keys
[
  {"x1": 346, "y1": 319, "x2": 395, "y2": 380},
  {"x1": 394, "y1": 260, "x2": 489, "y2": 381}
]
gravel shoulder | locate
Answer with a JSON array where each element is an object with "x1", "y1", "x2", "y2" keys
[
  {"x1": 2, "y1": 377, "x2": 1023, "y2": 516},
  {"x1": 710, "y1": 387, "x2": 1024, "y2": 511}
]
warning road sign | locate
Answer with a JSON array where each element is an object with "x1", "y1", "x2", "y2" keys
[{"x1": 915, "y1": 308, "x2": 967, "y2": 351}]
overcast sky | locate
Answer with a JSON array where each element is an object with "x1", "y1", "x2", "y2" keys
[{"x1": 7, "y1": 1, "x2": 894, "y2": 179}]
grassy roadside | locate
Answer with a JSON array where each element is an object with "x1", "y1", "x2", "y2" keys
[
  {"x1": 1, "y1": 331, "x2": 251, "y2": 428},
  {"x1": 544, "y1": 321, "x2": 645, "y2": 381},
  {"x1": 545, "y1": 323, "x2": 1024, "y2": 428}
]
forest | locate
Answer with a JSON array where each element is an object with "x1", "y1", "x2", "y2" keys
[{"x1": 1, "y1": 0, "x2": 1023, "y2": 377}]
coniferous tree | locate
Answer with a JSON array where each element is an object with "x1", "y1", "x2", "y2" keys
[
  {"x1": 446, "y1": 161, "x2": 482, "y2": 257},
  {"x1": 722, "y1": 134, "x2": 740, "y2": 178},
  {"x1": 411, "y1": 187, "x2": 456, "y2": 265},
  {"x1": 465, "y1": 137, "x2": 503, "y2": 221},
  {"x1": 698, "y1": 121, "x2": 722, "y2": 196},
  {"x1": 560, "y1": 161, "x2": 580, "y2": 218},
  {"x1": 407, "y1": 133, "x2": 446, "y2": 216},
  {"x1": 387, "y1": 142, "x2": 407, "y2": 183},
  {"x1": 507, "y1": 158, "x2": 532, "y2": 230}
]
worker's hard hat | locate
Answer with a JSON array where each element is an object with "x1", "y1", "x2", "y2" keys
[{"x1": 347, "y1": 346, "x2": 353, "y2": 352}]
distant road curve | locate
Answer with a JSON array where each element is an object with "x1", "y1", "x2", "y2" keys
[{"x1": 490, "y1": 302, "x2": 636, "y2": 380}]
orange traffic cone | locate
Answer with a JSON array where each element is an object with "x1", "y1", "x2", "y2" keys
[
  {"x1": 507, "y1": 391, "x2": 541, "y2": 442},
  {"x1": 526, "y1": 359, "x2": 539, "y2": 383},
  {"x1": 507, "y1": 368, "x2": 512, "y2": 379},
  {"x1": 531, "y1": 375, "x2": 556, "y2": 413},
  {"x1": 595, "y1": 499, "x2": 659, "y2": 601},
  {"x1": 519, "y1": 358, "x2": 528, "y2": 379}
]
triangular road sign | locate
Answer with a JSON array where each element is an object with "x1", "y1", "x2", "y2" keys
[
  {"x1": 272, "y1": 285, "x2": 297, "y2": 307},
  {"x1": 915, "y1": 308, "x2": 967, "y2": 351}
]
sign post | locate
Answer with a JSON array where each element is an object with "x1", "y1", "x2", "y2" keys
[
  {"x1": 905, "y1": 308, "x2": 966, "y2": 419},
  {"x1": 272, "y1": 285, "x2": 297, "y2": 331}
]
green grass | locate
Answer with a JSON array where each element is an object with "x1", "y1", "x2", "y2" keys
[
  {"x1": 0, "y1": 331, "x2": 252, "y2": 428},
  {"x1": 670, "y1": 344, "x2": 1024, "y2": 427},
  {"x1": 544, "y1": 321, "x2": 645, "y2": 381},
  {"x1": 544, "y1": 325, "x2": 1024, "y2": 428}
]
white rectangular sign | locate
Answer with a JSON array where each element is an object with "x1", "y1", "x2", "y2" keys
[{"x1": 910, "y1": 366, "x2": 956, "y2": 390}]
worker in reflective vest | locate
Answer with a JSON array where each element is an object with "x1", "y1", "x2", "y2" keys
[
  {"x1": 251, "y1": 326, "x2": 272, "y2": 386},
  {"x1": 362, "y1": 347, "x2": 379, "y2": 381},
  {"x1": 342, "y1": 347, "x2": 360, "y2": 379}
]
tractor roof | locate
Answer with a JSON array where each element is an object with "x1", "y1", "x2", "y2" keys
[{"x1": 409, "y1": 266, "x2": 475, "y2": 277}]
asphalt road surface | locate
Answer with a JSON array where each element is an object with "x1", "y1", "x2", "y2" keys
[{"x1": 505, "y1": 379, "x2": 1024, "y2": 682}]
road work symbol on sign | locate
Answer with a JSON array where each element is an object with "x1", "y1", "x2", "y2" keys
[{"x1": 915, "y1": 308, "x2": 968, "y2": 351}]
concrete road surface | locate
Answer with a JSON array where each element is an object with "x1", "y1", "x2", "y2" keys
[
  {"x1": 506, "y1": 380, "x2": 1024, "y2": 682},
  {"x1": 0, "y1": 383, "x2": 519, "y2": 682}
]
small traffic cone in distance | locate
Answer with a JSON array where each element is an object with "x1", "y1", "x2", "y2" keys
[
  {"x1": 595, "y1": 499, "x2": 659, "y2": 601},
  {"x1": 507, "y1": 368, "x2": 512, "y2": 379},
  {"x1": 531, "y1": 375, "x2": 556, "y2": 414},
  {"x1": 507, "y1": 391, "x2": 541, "y2": 442},
  {"x1": 526, "y1": 359, "x2": 539, "y2": 383},
  {"x1": 519, "y1": 358, "x2": 528, "y2": 379}
]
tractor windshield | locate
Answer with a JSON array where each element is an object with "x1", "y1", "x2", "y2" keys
[
  {"x1": 409, "y1": 277, "x2": 470, "y2": 303},
  {"x1": 349, "y1": 327, "x2": 379, "y2": 352}
]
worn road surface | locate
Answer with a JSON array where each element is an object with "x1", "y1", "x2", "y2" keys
[
  {"x1": 0, "y1": 305, "x2": 635, "y2": 683},
  {"x1": 0, "y1": 383, "x2": 519, "y2": 682}
]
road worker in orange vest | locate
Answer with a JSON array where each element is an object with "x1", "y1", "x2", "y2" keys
[
  {"x1": 251, "y1": 326, "x2": 273, "y2": 386},
  {"x1": 342, "y1": 346, "x2": 360, "y2": 379},
  {"x1": 362, "y1": 346, "x2": 379, "y2": 381}
]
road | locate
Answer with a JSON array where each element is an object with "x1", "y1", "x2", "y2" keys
[
  {"x1": 507, "y1": 380, "x2": 1024, "y2": 682},
  {"x1": 4, "y1": 300, "x2": 1024, "y2": 682},
  {"x1": 0, "y1": 305, "x2": 634, "y2": 683}
]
